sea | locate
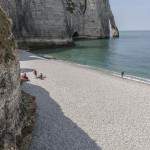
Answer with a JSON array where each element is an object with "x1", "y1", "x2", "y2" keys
[{"x1": 33, "y1": 31, "x2": 150, "y2": 83}]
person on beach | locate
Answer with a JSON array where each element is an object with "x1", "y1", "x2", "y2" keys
[
  {"x1": 21, "y1": 73, "x2": 29, "y2": 80},
  {"x1": 121, "y1": 71, "x2": 125, "y2": 78},
  {"x1": 37, "y1": 73, "x2": 46, "y2": 80},
  {"x1": 20, "y1": 73, "x2": 29, "y2": 84},
  {"x1": 33, "y1": 69, "x2": 37, "y2": 78}
]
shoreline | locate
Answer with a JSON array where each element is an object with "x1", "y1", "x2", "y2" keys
[
  {"x1": 30, "y1": 51, "x2": 150, "y2": 86},
  {"x1": 20, "y1": 50, "x2": 150, "y2": 150}
]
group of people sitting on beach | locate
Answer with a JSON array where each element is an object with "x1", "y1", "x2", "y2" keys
[{"x1": 20, "y1": 69, "x2": 46, "y2": 83}]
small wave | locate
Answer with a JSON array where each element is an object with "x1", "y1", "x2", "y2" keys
[{"x1": 113, "y1": 72, "x2": 150, "y2": 85}]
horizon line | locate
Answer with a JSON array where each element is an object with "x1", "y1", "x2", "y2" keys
[{"x1": 119, "y1": 30, "x2": 150, "y2": 32}]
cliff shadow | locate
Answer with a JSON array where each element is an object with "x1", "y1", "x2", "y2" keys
[{"x1": 22, "y1": 83, "x2": 102, "y2": 150}]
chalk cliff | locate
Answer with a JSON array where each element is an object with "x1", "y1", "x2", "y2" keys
[
  {"x1": 0, "y1": 6, "x2": 21, "y2": 149},
  {"x1": 0, "y1": 7, "x2": 36, "y2": 149},
  {"x1": 0, "y1": 0, "x2": 119, "y2": 48}
]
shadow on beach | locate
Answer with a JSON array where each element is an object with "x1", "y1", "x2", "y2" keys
[{"x1": 22, "y1": 83, "x2": 102, "y2": 150}]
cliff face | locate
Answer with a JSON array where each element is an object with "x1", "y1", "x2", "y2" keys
[
  {"x1": 0, "y1": 0, "x2": 119, "y2": 48},
  {"x1": 0, "y1": 6, "x2": 21, "y2": 149},
  {"x1": 65, "y1": 0, "x2": 119, "y2": 38}
]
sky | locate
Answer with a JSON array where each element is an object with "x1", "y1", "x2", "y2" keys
[{"x1": 110, "y1": 0, "x2": 150, "y2": 31}]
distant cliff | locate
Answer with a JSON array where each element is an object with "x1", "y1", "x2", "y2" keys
[{"x1": 0, "y1": 0, "x2": 119, "y2": 49}]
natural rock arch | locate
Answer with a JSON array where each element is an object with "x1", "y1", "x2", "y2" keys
[{"x1": 72, "y1": 31, "x2": 79, "y2": 38}]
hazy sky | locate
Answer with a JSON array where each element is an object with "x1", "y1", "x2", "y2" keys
[{"x1": 110, "y1": 0, "x2": 150, "y2": 31}]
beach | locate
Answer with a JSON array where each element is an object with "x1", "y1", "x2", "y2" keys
[{"x1": 20, "y1": 50, "x2": 150, "y2": 150}]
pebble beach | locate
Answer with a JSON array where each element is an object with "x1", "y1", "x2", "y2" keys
[{"x1": 20, "y1": 50, "x2": 150, "y2": 150}]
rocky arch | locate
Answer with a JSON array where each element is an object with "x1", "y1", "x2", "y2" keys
[{"x1": 72, "y1": 31, "x2": 79, "y2": 38}]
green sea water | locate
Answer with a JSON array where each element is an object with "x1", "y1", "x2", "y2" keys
[{"x1": 33, "y1": 31, "x2": 150, "y2": 80}]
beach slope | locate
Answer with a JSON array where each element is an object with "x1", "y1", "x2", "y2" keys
[{"x1": 20, "y1": 50, "x2": 150, "y2": 150}]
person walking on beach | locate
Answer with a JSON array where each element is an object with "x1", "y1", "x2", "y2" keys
[
  {"x1": 121, "y1": 71, "x2": 125, "y2": 78},
  {"x1": 33, "y1": 69, "x2": 37, "y2": 78}
]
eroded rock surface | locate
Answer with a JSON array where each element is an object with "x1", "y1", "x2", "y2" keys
[
  {"x1": 0, "y1": 0, "x2": 119, "y2": 48},
  {"x1": 0, "y1": 6, "x2": 21, "y2": 150}
]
